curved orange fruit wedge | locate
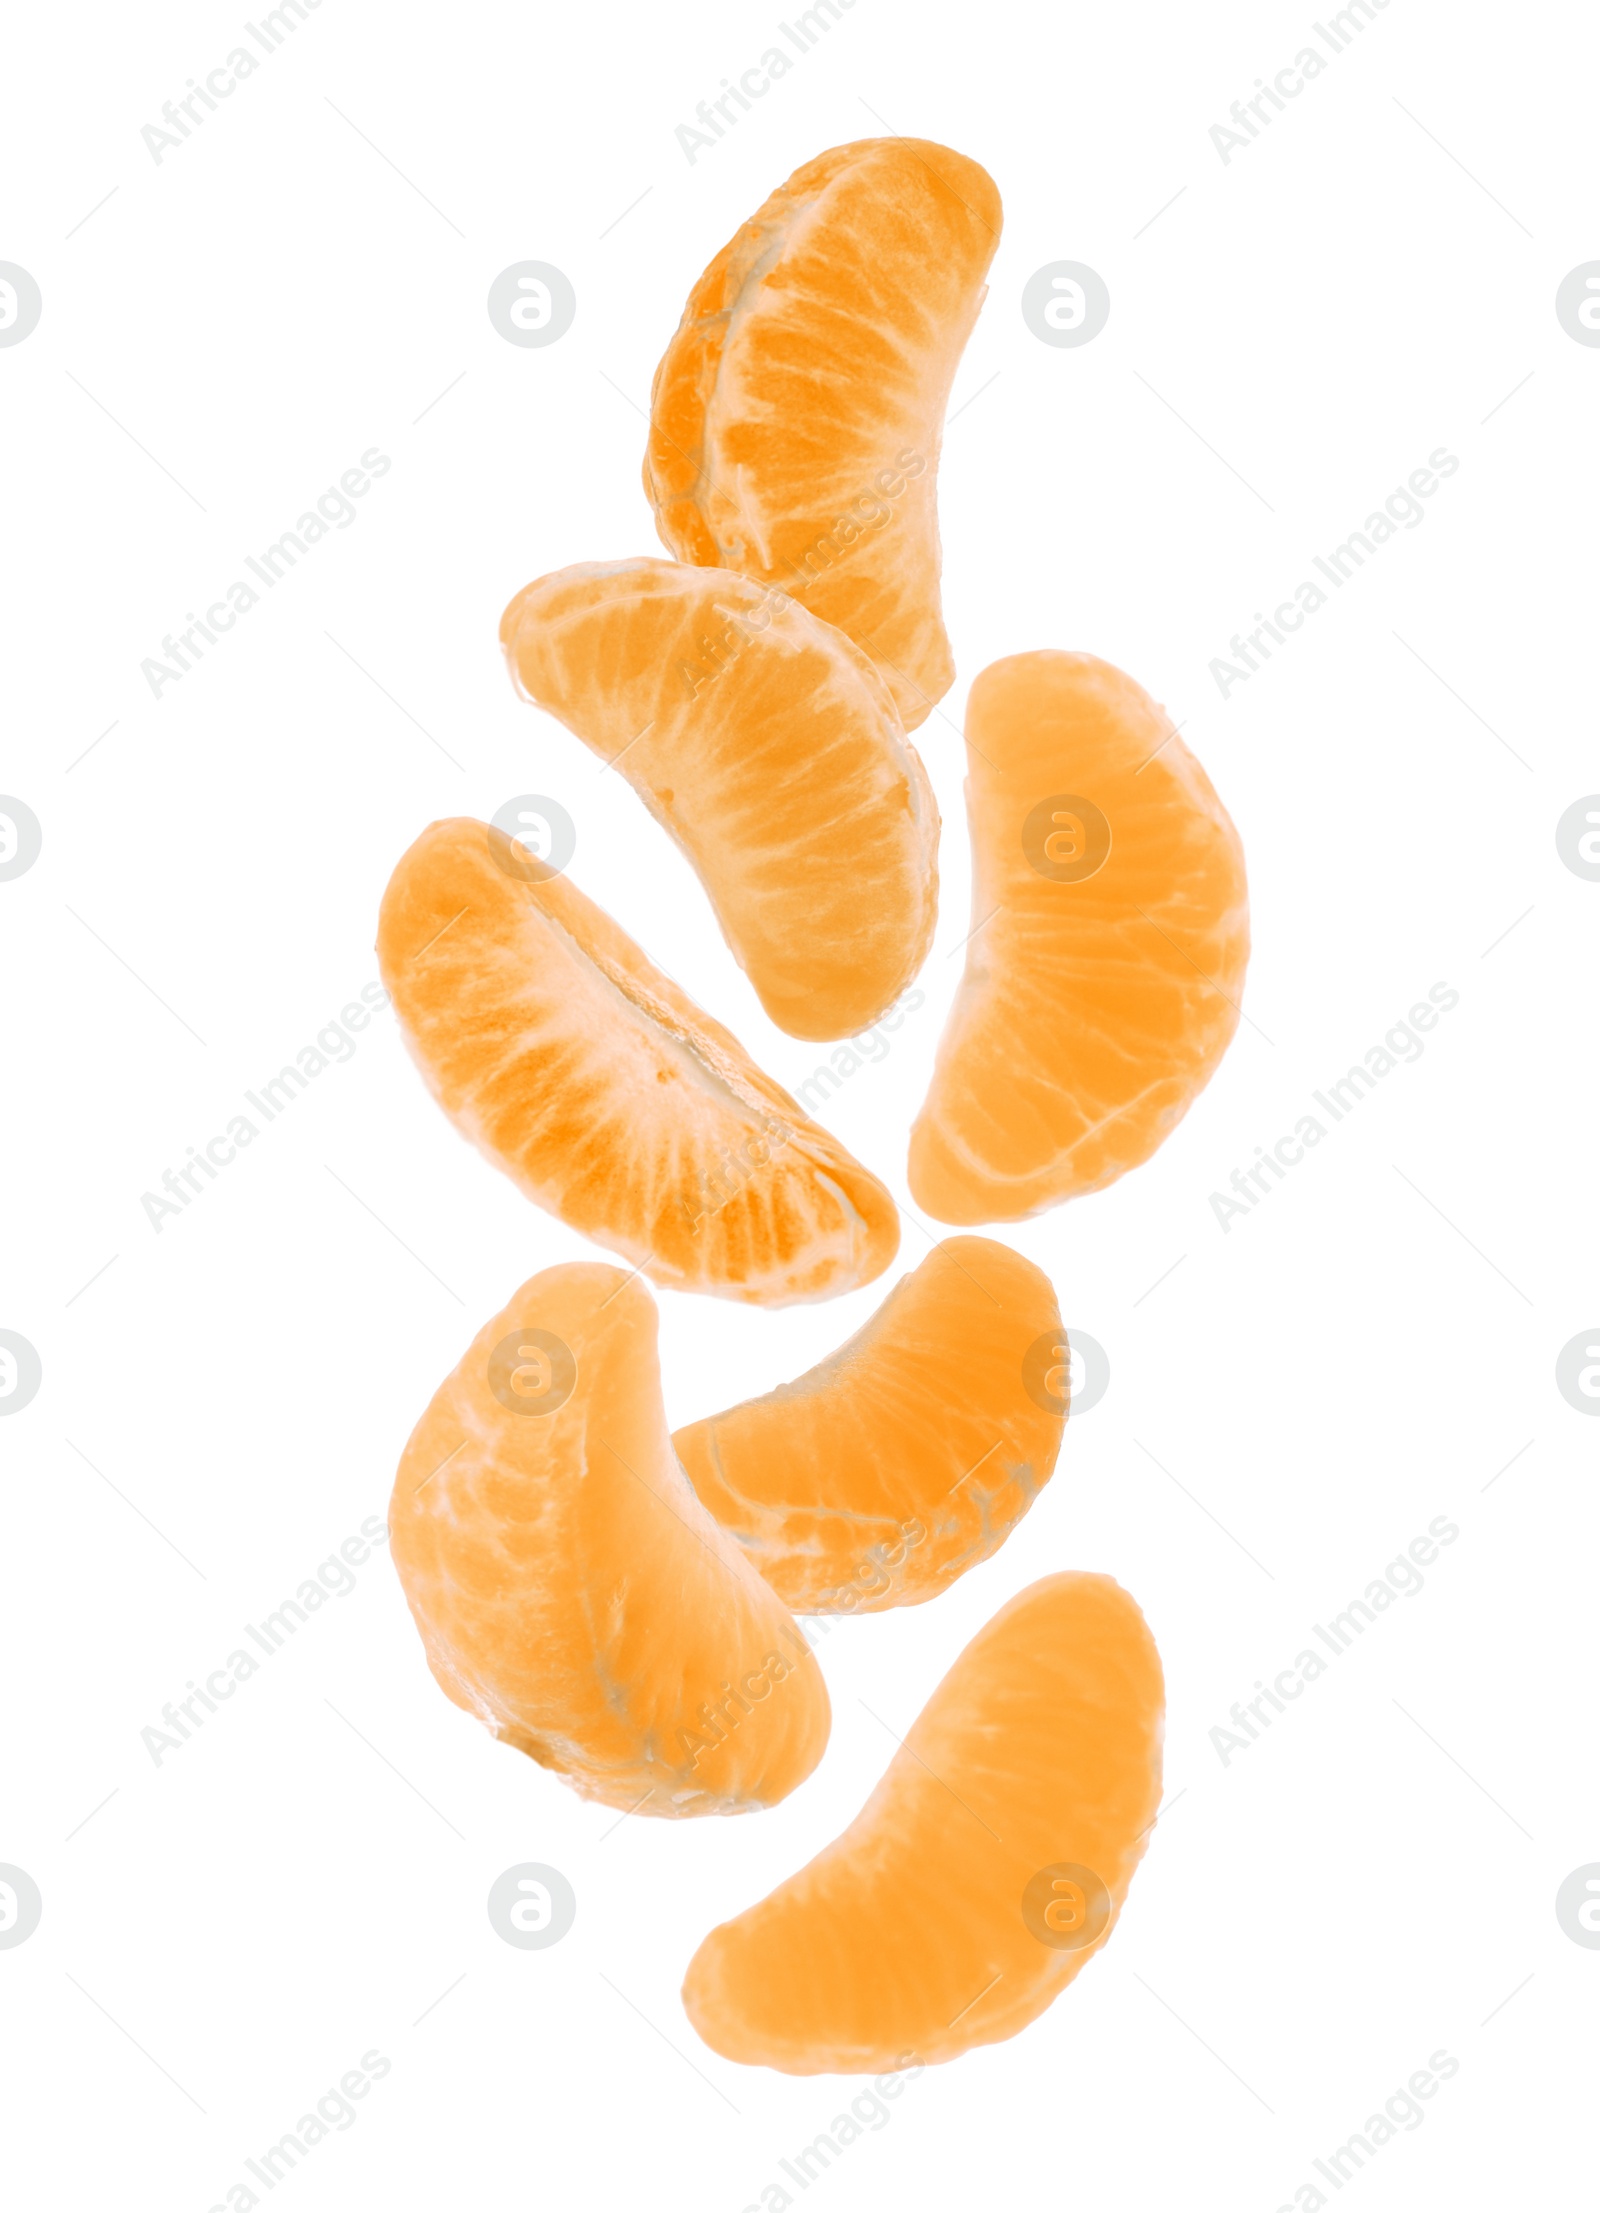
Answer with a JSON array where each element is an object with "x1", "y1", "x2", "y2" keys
[
  {"x1": 389, "y1": 1262, "x2": 831, "y2": 1815},
  {"x1": 377, "y1": 819, "x2": 899, "y2": 1305},
  {"x1": 682, "y1": 1572, "x2": 1164, "y2": 2068},
  {"x1": 910, "y1": 653, "x2": 1250, "y2": 1220},
  {"x1": 644, "y1": 137, "x2": 1002, "y2": 730},
  {"x1": 499, "y1": 558, "x2": 938, "y2": 1041},
  {"x1": 673, "y1": 1237, "x2": 1064, "y2": 1614}
]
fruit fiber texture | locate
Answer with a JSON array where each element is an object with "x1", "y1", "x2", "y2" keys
[
  {"x1": 377, "y1": 818, "x2": 900, "y2": 1306},
  {"x1": 500, "y1": 557, "x2": 938, "y2": 1041},
  {"x1": 389, "y1": 1264, "x2": 831, "y2": 1816},
  {"x1": 673, "y1": 1237, "x2": 1064, "y2": 1614},
  {"x1": 683, "y1": 1572, "x2": 1164, "y2": 2069},
  {"x1": 644, "y1": 137, "x2": 1002, "y2": 730},
  {"x1": 910, "y1": 652, "x2": 1250, "y2": 1220}
]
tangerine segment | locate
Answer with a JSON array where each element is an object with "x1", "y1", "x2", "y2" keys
[
  {"x1": 682, "y1": 1572, "x2": 1164, "y2": 2069},
  {"x1": 673, "y1": 1237, "x2": 1064, "y2": 1615},
  {"x1": 389, "y1": 1263, "x2": 831, "y2": 1816},
  {"x1": 499, "y1": 559, "x2": 938, "y2": 1042},
  {"x1": 909, "y1": 653, "x2": 1250, "y2": 1221},
  {"x1": 644, "y1": 137, "x2": 1002, "y2": 731},
  {"x1": 377, "y1": 819, "x2": 899, "y2": 1306}
]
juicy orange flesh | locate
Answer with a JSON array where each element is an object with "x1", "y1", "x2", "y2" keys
[
  {"x1": 389, "y1": 1263, "x2": 831, "y2": 1815},
  {"x1": 909, "y1": 652, "x2": 1250, "y2": 1220},
  {"x1": 376, "y1": 818, "x2": 900, "y2": 1306},
  {"x1": 645, "y1": 137, "x2": 1002, "y2": 729},
  {"x1": 682, "y1": 1572, "x2": 1164, "y2": 2069},
  {"x1": 674, "y1": 1237, "x2": 1064, "y2": 1613},
  {"x1": 499, "y1": 558, "x2": 938, "y2": 1041}
]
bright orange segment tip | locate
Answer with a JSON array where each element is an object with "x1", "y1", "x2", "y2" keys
[
  {"x1": 673, "y1": 1237, "x2": 1065, "y2": 1615},
  {"x1": 644, "y1": 137, "x2": 1002, "y2": 730},
  {"x1": 499, "y1": 558, "x2": 938, "y2": 1042},
  {"x1": 682, "y1": 1572, "x2": 1165, "y2": 2069},
  {"x1": 910, "y1": 652, "x2": 1250, "y2": 1220},
  {"x1": 376, "y1": 818, "x2": 900, "y2": 1305},
  {"x1": 389, "y1": 1263, "x2": 831, "y2": 1816}
]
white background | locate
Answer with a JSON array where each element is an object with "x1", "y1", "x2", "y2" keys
[{"x1": 2, "y1": 1, "x2": 1596, "y2": 2206}]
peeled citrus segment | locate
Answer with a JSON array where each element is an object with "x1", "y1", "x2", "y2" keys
[
  {"x1": 377, "y1": 818, "x2": 899, "y2": 1305},
  {"x1": 644, "y1": 137, "x2": 1002, "y2": 730},
  {"x1": 682, "y1": 1572, "x2": 1163, "y2": 2069},
  {"x1": 673, "y1": 1237, "x2": 1064, "y2": 1614},
  {"x1": 910, "y1": 653, "x2": 1250, "y2": 1220},
  {"x1": 499, "y1": 558, "x2": 938, "y2": 1041},
  {"x1": 389, "y1": 1263, "x2": 831, "y2": 1816}
]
